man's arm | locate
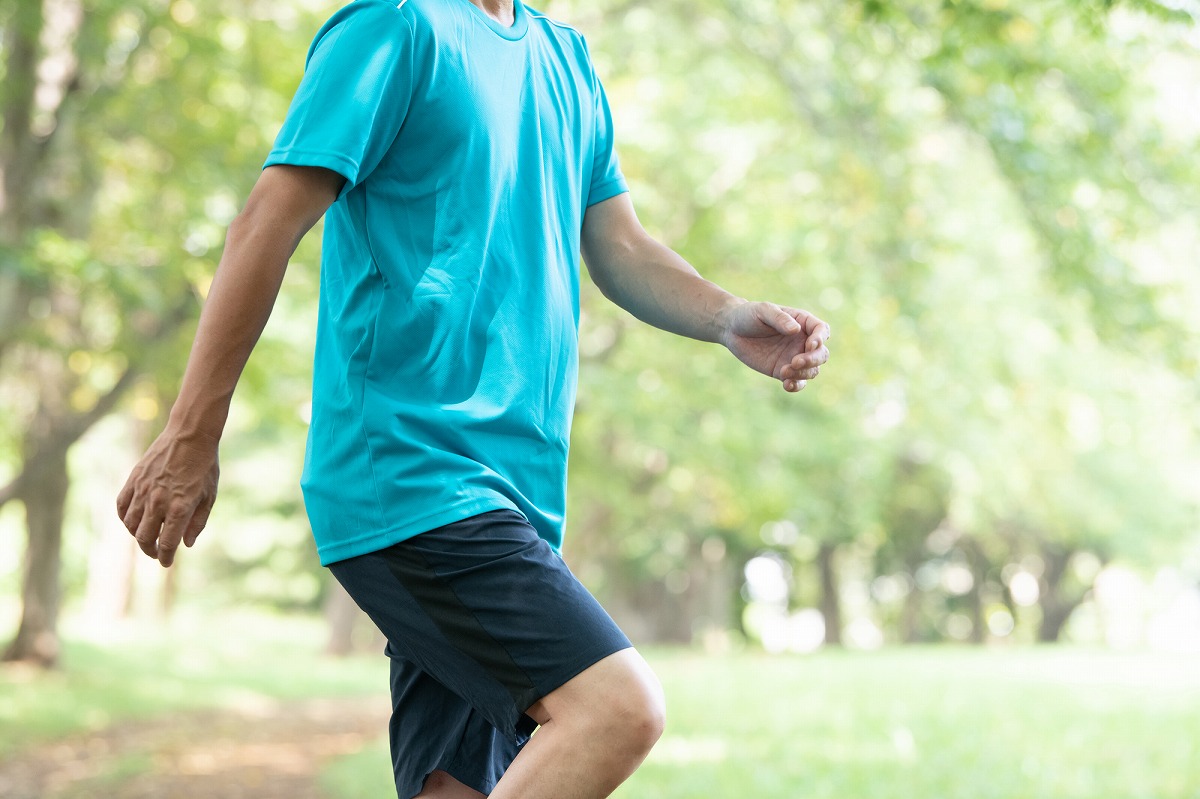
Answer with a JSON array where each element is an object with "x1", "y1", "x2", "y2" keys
[
  {"x1": 116, "y1": 165, "x2": 344, "y2": 567},
  {"x1": 580, "y1": 193, "x2": 830, "y2": 392}
]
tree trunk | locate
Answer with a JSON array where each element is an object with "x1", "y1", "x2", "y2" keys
[
  {"x1": 900, "y1": 564, "x2": 923, "y2": 643},
  {"x1": 0, "y1": 0, "x2": 47, "y2": 238},
  {"x1": 1037, "y1": 545, "x2": 1085, "y2": 643},
  {"x1": 816, "y1": 541, "x2": 842, "y2": 646},
  {"x1": 960, "y1": 535, "x2": 988, "y2": 645},
  {"x1": 1, "y1": 361, "x2": 145, "y2": 666},
  {"x1": 1038, "y1": 600, "x2": 1076, "y2": 643},
  {"x1": 1, "y1": 0, "x2": 189, "y2": 667},
  {"x1": 3, "y1": 449, "x2": 69, "y2": 666}
]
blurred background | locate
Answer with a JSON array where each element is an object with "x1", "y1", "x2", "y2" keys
[{"x1": 1, "y1": 0, "x2": 1198, "y2": 797}]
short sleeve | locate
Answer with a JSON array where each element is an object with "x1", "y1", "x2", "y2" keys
[
  {"x1": 264, "y1": 1, "x2": 414, "y2": 199},
  {"x1": 586, "y1": 75, "x2": 628, "y2": 207}
]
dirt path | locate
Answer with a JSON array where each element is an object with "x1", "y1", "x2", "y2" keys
[{"x1": 0, "y1": 696, "x2": 390, "y2": 799}]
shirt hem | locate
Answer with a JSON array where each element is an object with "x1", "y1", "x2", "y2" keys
[
  {"x1": 263, "y1": 148, "x2": 362, "y2": 199},
  {"x1": 315, "y1": 494, "x2": 522, "y2": 566},
  {"x1": 586, "y1": 178, "x2": 628, "y2": 208}
]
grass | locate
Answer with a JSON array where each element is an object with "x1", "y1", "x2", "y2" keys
[
  {"x1": 639, "y1": 647, "x2": 1200, "y2": 799},
  {"x1": 324, "y1": 647, "x2": 1200, "y2": 799},
  {"x1": 0, "y1": 610, "x2": 387, "y2": 756},
  {"x1": 4, "y1": 616, "x2": 1199, "y2": 798}
]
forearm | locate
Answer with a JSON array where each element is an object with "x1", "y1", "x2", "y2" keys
[
  {"x1": 163, "y1": 165, "x2": 341, "y2": 442},
  {"x1": 587, "y1": 233, "x2": 743, "y2": 344},
  {"x1": 166, "y1": 212, "x2": 296, "y2": 441},
  {"x1": 580, "y1": 194, "x2": 829, "y2": 394}
]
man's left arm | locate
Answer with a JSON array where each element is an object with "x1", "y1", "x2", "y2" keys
[{"x1": 580, "y1": 193, "x2": 831, "y2": 393}]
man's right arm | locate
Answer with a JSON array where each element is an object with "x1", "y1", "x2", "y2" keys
[{"x1": 116, "y1": 164, "x2": 344, "y2": 568}]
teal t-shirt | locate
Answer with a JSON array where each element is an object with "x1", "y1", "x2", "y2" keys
[{"x1": 264, "y1": 0, "x2": 627, "y2": 565}]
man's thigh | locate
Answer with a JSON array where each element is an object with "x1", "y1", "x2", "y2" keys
[{"x1": 327, "y1": 508, "x2": 633, "y2": 793}]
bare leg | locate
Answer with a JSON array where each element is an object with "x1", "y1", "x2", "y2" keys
[
  {"x1": 488, "y1": 648, "x2": 665, "y2": 799},
  {"x1": 412, "y1": 770, "x2": 486, "y2": 799}
]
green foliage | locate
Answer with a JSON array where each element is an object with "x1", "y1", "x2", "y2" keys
[
  {"x1": 0, "y1": 0, "x2": 329, "y2": 422},
  {"x1": 553, "y1": 0, "x2": 1200, "y2": 642},
  {"x1": 2, "y1": 0, "x2": 1197, "y2": 643},
  {"x1": 0, "y1": 0, "x2": 331, "y2": 617}
]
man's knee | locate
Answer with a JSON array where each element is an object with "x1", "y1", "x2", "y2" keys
[
  {"x1": 619, "y1": 681, "x2": 666, "y2": 755},
  {"x1": 609, "y1": 654, "x2": 666, "y2": 751},
  {"x1": 529, "y1": 648, "x2": 665, "y2": 756}
]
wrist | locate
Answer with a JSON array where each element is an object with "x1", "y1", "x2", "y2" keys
[
  {"x1": 166, "y1": 399, "x2": 228, "y2": 448},
  {"x1": 714, "y1": 296, "x2": 749, "y2": 347}
]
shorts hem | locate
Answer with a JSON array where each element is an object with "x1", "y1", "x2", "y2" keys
[
  {"x1": 439, "y1": 756, "x2": 507, "y2": 796},
  {"x1": 515, "y1": 642, "x2": 633, "y2": 732}
]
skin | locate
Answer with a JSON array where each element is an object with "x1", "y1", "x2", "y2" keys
[
  {"x1": 471, "y1": 0, "x2": 517, "y2": 25},
  {"x1": 117, "y1": 3, "x2": 830, "y2": 796}
]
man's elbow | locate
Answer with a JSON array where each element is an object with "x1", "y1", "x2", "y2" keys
[{"x1": 584, "y1": 235, "x2": 644, "y2": 302}]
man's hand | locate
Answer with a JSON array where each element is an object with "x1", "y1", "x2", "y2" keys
[
  {"x1": 581, "y1": 195, "x2": 831, "y2": 392},
  {"x1": 719, "y1": 302, "x2": 830, "y2": 393},
  {"x1": 117, "y1": 430, "x2": 219, "y2": 567}
]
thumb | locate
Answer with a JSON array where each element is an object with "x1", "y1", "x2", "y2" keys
[{"x1": 760, "y1": 303, "x2": 803, "y2": 335}]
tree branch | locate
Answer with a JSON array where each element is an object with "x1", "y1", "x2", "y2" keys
[
  {"x1": 0, "y1": 475, "x2": 21, "y2": 510},
  {"x1": 0, "y1": 0, "x2": 46, "y2": 234},
  {"x1": 55, "y1": 294, "x2": 196, "y2": 450},
  {"x1": 56, "y1": 364, "x2": 141, "y2": 448}
]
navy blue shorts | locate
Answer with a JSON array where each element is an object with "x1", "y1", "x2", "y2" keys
[{"x1": 327, "y1": 509, "x2": 632, "y2": 799}]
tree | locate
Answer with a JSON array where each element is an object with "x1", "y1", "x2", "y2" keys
[
  {"x1": 556, "y1": 0, "x2": 1199, "y2": 645},
  {"x1": 0, "y1": 0, "x2": 322, "y2": 664},
  {"x1": 4, "y1": 0, "x2": 1195, "y2": 656}
]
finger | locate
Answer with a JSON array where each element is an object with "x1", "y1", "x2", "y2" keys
[
  {"x1": 118, "y1": 469, "x2": 144, "y2": 533},
  {"x1": 183, "y1": 502, "x2": 212, "y2": 548},
  {"x1": 133, "y1": 503, "x2": 163, "y2": 560},
  {"x1": 801, "y1": 345, "x2": 829, "y2": 368},
  {"x1": 116, "y1": 479, "x2": 134, "y2": 519},
  {"x1": 122, "y1": 498, "x2": 146, "y2": 537},
  {"x1": 157, "y1": 503, "x2": 192, "y2": 567},
  {"x1": 760, "y1": 303, "x2": 804, "y2": 335},
  {"x1": 778, "y1": 307, "x2": 830, "y2": 350},
  {"x1": 806, "y1": 321, "x2": 832, "y2": 351},
  {"x1": 783, "y1": 364, "x2": 820, "y2": 382},
  {"x1": 783, "y1": 378, "x2": 807, "y2": 392},
  {"x1": 780, "y1": 307, "x2": 823, "y2": 331},
  {"x1": 783, "y1": 348, "x2": 828, "y2": 377}
]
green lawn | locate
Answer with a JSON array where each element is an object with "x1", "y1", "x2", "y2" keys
[
  {"x1": 4, "y1": 617, "x2": 1199, "y2": 799},
  {"x1": 0, "y1": 611, "x2": 387, "y2": 756},
  {"x1": 325, "y1": 647, "x2": 1200, "y2": 799}
]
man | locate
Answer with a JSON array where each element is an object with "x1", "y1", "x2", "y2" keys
[{"x1": 117, "y1": 0, "x2": 830, "y2": 797}]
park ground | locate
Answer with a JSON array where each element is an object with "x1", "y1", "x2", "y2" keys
[{"x1": 2, "y1": 613, "x2": 1199, "y2": 799}]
